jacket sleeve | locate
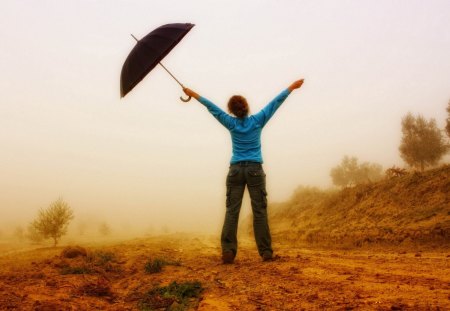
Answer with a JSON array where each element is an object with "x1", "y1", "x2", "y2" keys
[
  {"x1": 198, "y1": 96, "x2": 234, "y2": 130},
  {"x1": 253, "y1": 88, "x2": 291, "y2": 127}
]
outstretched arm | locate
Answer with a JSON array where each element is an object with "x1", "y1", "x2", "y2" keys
[
  {"x1": 253, "y1": 79, "x2": 304, "y2": 127},
  {"x1": 183, "y1": 87, "x2": 234, "y2": 129}
]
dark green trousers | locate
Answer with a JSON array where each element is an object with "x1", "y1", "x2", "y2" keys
[{"x1": 221, "y1": 162, "x2": 273, "y2": 257}]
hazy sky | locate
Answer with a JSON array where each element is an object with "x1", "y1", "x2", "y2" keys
[{"x1": 1, "y1": 0, "x2": 449, "y2": 233}]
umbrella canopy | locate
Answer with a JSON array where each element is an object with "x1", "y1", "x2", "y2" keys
[{"x1": 120, "y1": 23, "x2": 195, "y2": 98}]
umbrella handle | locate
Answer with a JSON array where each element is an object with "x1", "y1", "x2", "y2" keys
[{"x1": 180, "y1": 95, "x2": 192, "y2": 102}]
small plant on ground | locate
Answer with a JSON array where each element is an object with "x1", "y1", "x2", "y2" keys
[
  {"x1": 86, "y1": 250, "x2": 121, "y2": 273},
  {"x1": 138, "y1": 281, "x2": 203, "y2": 311},
  {"x1": 144, "y1": 258, "x2": 181, "y2": 274},
  {"x1": 87, "y1": 251, "x2": 116, "y2": 266},
  {"x1": 59, "y1": 250, "x2": 120, "y2": 275},
  {"x1": 385, "y1": 166, "x2": 408, "y2": 178},
  {"x1": 79, "y1": 277, "x2": 112, "y2": 297}
]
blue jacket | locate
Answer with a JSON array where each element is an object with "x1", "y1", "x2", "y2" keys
[{"x1": 198, "y1": 89, "x2": 291, "y2": 164}]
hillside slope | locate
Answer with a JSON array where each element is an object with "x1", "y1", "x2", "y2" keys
[{"x1": 252, "y1": 165, "x2": 450, "y2": 248}]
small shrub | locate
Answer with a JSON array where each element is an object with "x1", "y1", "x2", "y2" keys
[
  {"x1": 89, "y1": 251, "x2": 116, "y2": 265},
  {"x1": 85, "y1": 250, "x2": 121, "y2": 273},
  {"x1": 144, "y1": 258, "x2": 181, "y2": 274},
  {"x1": 61, "y1": 246, "x2": 87, "y2": 258},
  {"x1": 386, "y1": 166, "x2": 407, "y2": 178},
  {"x1": 145, "y1": 258, "x2": 164, "y2": 274},
  {"x1": 58, "y1": 249, "x2": 120, "y2": 275},
  {"x1": 138, "y1": 281, "x2": 203, "y2": 311}
]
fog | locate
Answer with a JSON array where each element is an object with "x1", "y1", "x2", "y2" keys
[{"x1": 1, "y1": 0, "x2": 450, "y2": 240}]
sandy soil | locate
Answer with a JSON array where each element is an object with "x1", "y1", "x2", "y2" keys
[{"x1": 0, "y1": 234, "x2": 449, "y2": 310}]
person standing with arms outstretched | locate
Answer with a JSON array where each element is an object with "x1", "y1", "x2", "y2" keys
[{"x1": 183, "y1": 79, "x2": 304, "y2": 263}]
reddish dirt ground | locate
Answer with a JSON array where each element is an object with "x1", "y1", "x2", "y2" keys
[{"x1": 0, "y1": 234, "x2": 449, "y2": 310}]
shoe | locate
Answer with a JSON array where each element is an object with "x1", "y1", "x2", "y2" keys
[
  {"x1": 222, "y1": 251, "x2": 235, "y2": 264},
  {"x1": 262, "y1": 252, "x2": 273, "y2": 262}
]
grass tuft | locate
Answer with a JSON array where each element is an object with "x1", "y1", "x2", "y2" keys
[
  {"x1": 144, "y1": 258, "x2": 181, "y2": 274},
  {"x1": 90, "y1": 251, "x2": 116, "y2": 265},
  {"x1": 59, "y1": 250, "x2": 120, "y2": 275}
]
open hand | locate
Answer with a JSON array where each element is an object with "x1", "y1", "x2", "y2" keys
[{"x1": 288, "y1": 79, "x2": 304, "y2": 92}]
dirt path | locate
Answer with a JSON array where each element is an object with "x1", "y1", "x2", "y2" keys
[{"x1": 0, "y1": 234, "x2": 448, "y2": 310}]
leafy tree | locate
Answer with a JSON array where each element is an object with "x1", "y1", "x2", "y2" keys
[
  {"x1": 30, "y1": 198, "x2": 74, "y2": 246},
  {"x1": 358, "y1": 162, "x2": 384, "y2": 183},
  {"x1": 330, "y1": 156, "x2": 383, "y2": 188},
  {"x1": 330, "y1": 156, "x2": 358, "y2": 188},
  {"x1": 399, "y1": 113, "x2": 447, "y2": 171}
]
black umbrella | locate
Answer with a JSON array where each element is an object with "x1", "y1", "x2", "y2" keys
[{"x1": 120, "y1": 23, "x2": 195, "y2": 101}]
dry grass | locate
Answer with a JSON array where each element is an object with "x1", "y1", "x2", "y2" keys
[{"x1": 253, "y1": 165, "x2": 450, "y2": 249}]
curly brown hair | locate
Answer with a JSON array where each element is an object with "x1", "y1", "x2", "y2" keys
[{"x1": 227, "y1": 95, "x2": 249, "y2": 118}]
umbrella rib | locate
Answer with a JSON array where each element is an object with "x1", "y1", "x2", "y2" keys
[
  {"x1": 133, "y1": 42, "x2": 185, "y2": 88},
  {"x1": 149, "y1": 33, "x2": 178, "y2": 40}
]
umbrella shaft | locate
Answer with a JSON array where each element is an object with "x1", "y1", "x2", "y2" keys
[{"x1": 159, "y1": 62, "x2": 184, "y2": 88}]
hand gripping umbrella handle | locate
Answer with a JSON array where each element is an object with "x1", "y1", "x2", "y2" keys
[{"x1": 180, "y1": 95, "x2": 191, "y2": 102}]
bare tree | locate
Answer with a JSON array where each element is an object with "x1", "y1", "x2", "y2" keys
[
  {"x1": 399, "y1": 113, "x2": 447, "y2": 171},
  {"x1": 330, "y1": 156, "x2": 383, "y2": 188},
  {"x1": 30, "y1": 198, "x2": 74, "y2": 246}
]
